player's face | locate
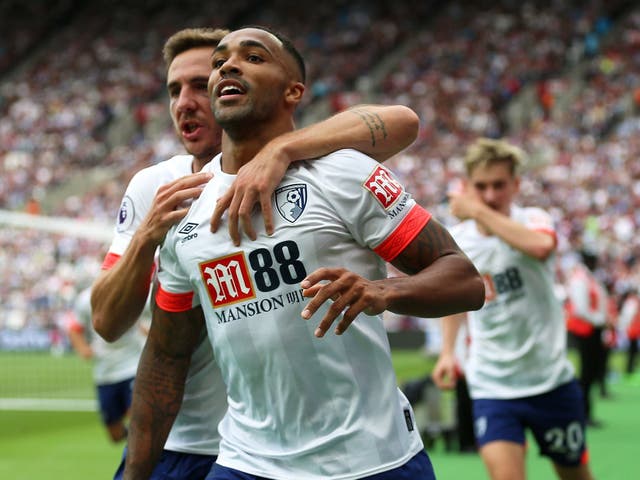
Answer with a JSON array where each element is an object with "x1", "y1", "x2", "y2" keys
[
  {"x1": 167, "y1": 47, "x2": 222, "y2": 164},
  {"x1": 207, "y1": 28, "x2": 301, "y2": 129},
  {"x1": 468, "y1": 162, "x2": 519, "y2": 215}
]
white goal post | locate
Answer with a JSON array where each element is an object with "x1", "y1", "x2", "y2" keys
[
  {"x1": 0, "y1": 209, "x2": 113, "y2": 242},
  {"x1": 0, "y1": 209, "x2": 113, "y2": 411}
]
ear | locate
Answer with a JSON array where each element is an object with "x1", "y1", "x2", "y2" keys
[{"x1": 285, "y1": 81, "x2": 305, "y2": 106}]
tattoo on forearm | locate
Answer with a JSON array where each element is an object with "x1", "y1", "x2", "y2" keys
[
  {"x1": 130, "y1": 341, "x2": 189, "y2": 454},
  {"x1": 393, "y1": 220, "x2": 459, "y2": 274},
  {"x1": 350, "y1": 108, "x2": 388, "y2": 147}
]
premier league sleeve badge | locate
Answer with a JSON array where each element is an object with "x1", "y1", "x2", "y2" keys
[{"x1": 116, "y1": 195, "x2": 136, "y2": 233}]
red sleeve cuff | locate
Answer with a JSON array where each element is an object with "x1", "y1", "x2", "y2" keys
[
  {"x1": 156, "y1": 284, "x2": 194, "y2": 312},
  {"x1": 533, "y1": 227, "x2": 557, "y2": 248},
  {"x1": 66, "y1": 319, "x2": 84, "y2": 334},
  {"x1": 101, "y1": 252, "x2": 156, "y2": 283},
  {"x1": 374, "y1": 205, "x2": 431, "y2": 262},
  {"x1": 101, "y1": 252, "x2": 121, "y2": 270}
]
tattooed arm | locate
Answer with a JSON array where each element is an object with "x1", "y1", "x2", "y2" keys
[
  {"x1": 385, "y1": 217, "x2": 484, "y2": 315},
  {"x1": 341, "y1": 104, "x2": 419, "y2": 161},
  {"x1": 123, "y1": 306, "x2": 206, "y2": 480},
  {"x1": 211, "y1": 104, "x2": 420, "y2": 244},
  {"x1": 265, "y1": 103, "x2": 420, "y2": 163},
  {"x1": 301, "y1": 218, "x2": 485, "y2": 337}
]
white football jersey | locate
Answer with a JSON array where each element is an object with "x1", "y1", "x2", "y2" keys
[
  {"x1": 157, "y1": 151, "x2": 427, "y2": 479},
  {"x1": 567, "y1": 264, "x2": 608, "y2": 327},
  {"x1": 620, "y1": 294, "x2": 640, "y2": 334},
  {"x1": 72, "y1": 287, "x2": 143, "y2": 385},
  {"x1": 106, "y1": 154, "x2": 227, "y2": 455},
  {"x1": 450, "y1": 205, "x2": 574, "y2": 399}
]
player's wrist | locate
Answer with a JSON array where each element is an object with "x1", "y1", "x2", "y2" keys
[
  {"x1": 132, "y1": 226, "x2": 164, "y2": 253},
  {"x1": 439, "y1": 349, "x2": 456, "y2": 359},
  {"x1": 470, "y1": 201, "x2": 488, "y2": 221},
  {"x1": 262, "y1": 134, "x2": 297, "y2": 167},
  {"x1": 472, "y1": 203, "x2": 497, "y2": 233}
]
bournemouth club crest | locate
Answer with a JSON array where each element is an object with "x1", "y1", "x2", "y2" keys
[{"x1": 275, "y1": 184, "x2": 307, "y2": 223}]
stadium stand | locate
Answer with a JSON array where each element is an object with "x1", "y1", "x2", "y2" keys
[{"x1": 1, "y1": 0, "x2": 639, "y2": 359}]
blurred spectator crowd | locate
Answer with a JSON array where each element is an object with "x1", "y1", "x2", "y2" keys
[{"x1": 1, "y1": 0, "x2": 639, "y2": 350}]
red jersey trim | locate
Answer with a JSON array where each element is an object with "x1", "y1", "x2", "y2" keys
[
  {"x1": 581, "y1": 449, "x2": 590, "y2": 465},
  {"x1": 628, "y1": 320, "x2": 640, "y2": 339},
  {"x1": 533, "y1": 227, "x2": 557, "y2": 247},
  {"x1": 66, "y1": 319, "x2": 84, "y2": 334},
  {"x1": 566, "y1": 317, "x2": 594, "y2": 337},
  {"x1": 101, "y1": 252, "x2": 121, "y2": 270},
  {"x1": 156, "y1": 284, "x2": 194, "y2": 312},
  {"x1": 101, "y1": 252, "x2": 156, "y2": 283},
  {"x1": 565, "y1": 298, "x2": 595, "y2": 337},
  {"x1": 374, "y1": 205, "x2": 431, "y2": 262}
]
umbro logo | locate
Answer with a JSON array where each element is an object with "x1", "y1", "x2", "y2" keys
[
  {"x1": 178, "y1": 222, "x2": 199, "y2": 244},
  {"x1": 178, "y1": 222, "x2": 198, "y2": 234},
  {"x1": 180, "y1": 232, "x2": 198, "y2": 244}
]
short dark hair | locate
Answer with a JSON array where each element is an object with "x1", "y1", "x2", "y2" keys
[
  {"x1": 163, "y1": 27, "x2": 230, "y2": 69},
  {"x1": 240, "y1": 25, "x2": 306, "y2": 83}
]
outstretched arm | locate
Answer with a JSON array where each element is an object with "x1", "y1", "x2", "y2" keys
[
  {"x1": 123, "y1": 305, "x2": 205, "y2": 480},
  {"x1": 211, "y1": 104, "x2": 420, "y2": 245},
  {"x1": 91, "y1": 172, "x2": 211, "y2": 341},
  {"x1": 301, "y1": 217, "x2": 485, "y2": 337}
]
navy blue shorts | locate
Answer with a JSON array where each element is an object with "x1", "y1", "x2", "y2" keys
[
  {"x1": 472, "y1": 379, "x2": 588, "y2": 466},
  {"x1": 113, "y1": 446, "x2": 216, "y2": 480},
  {"x1": 206, "y1": 449, "x2": 434, "y2": 479},
  {"x1": 96, "y1": 377, "x2": 134, "y2": 425}
]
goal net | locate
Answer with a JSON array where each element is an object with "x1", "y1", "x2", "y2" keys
[{"x1": 0, "y1": 209, "x2": 112, "y2": 411}]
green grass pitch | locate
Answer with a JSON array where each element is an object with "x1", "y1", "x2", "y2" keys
[{"x1": 1, "y1": 350, "x2": 638, "y2": 479}]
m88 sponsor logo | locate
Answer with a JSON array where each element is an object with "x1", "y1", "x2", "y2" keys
[{"x1": 199, "y1": 240, "x2": 307, "y2": 308}]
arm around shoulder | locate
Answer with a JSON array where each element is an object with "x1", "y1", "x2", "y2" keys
[
  {"x1": 265, "y1": 103, "x2": 419, "y2": 165},
  {"x1": 210, "y1": 104, "x2": 420, "y2": 244},
  {"x1": 343, "y1": 104, "x2": 420, "y2": 161}
]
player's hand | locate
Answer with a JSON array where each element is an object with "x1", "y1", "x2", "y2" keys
[
  {"x1": 431, "y1": 353, "x2": 458, "y2": 390},
  {"x1": 79, "y1": 346, "x2": 94, "y2": 360},
  {"x1": 300, "y1": 267, "x2": 388, "y2": 338},
  {"x1": 448, "y1": 183, "x2": 481, "y2": 221},
  {"x1": 139, "y1": 172, "x2": 212, "y2": 245},
  {"x1": 210, "y1": 142, "x2": 292, "y2": 246}
]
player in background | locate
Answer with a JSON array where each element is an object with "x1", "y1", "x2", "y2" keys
[
  {"x1": 599, "y1": 281, "x2": 618, "y2": 399},
  {"x1": 66, "y1": 286, "x2": 145, "y2": 443},
  {"x1": 432, "y1": 138, "x2": 595, "y2": 480},
  {"x1": 619, "y1": 287, "x2": 640, "y2": 375},
  {"x1": 565, "y1": 249, "x2": 609, "y2": 427},
  {"x1": 91, "y1": 27, "x2": 422, "y2": 479},
  {"x1": 124, "y1": 26, "x2": 484, "y2": 480}
]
